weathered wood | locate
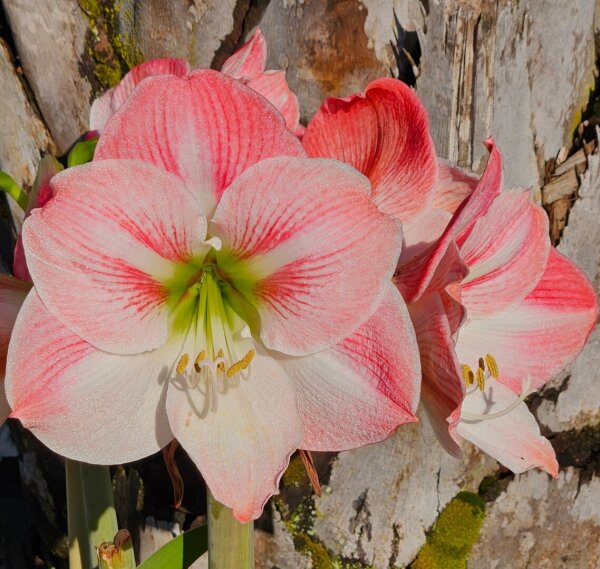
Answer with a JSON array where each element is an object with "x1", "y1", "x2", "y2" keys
[
  {"x1": 259, "y1": 0, "x2": 391, "y2": 122},
  {"x1": 313, "y1": 419, "x2": 497, "y2": 567},
  {"x1": 470, "y1": 469, "x2": 600, "y2": 568},
  {"x1": 118, "y1": 0, "x2": 238, "y2": 69},
  {"x1": 2, "y1": 0, "x2": 93, "y2": 153},
  {"x1": 0, "y1": 38, "x2": 55, "y2": 227}
]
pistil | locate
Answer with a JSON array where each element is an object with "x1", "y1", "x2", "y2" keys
[{"x1": 173, "y1": 263, "x2": 255, "y2": 413}]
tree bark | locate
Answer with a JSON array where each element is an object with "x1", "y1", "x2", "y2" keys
[{"x1": 0, "y1": 1, "x2": 598, "y2": 568}]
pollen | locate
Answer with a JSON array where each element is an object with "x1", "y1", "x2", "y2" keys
[
  {"x1": 194, "y1": 350, "x2": 206, "y2": 372},
  {"x1": 485, "y1": 353, "x2": 499, "y2": 379},
  {"x1": 462, "y1": 364, "x2": 475, "y2": 386},
  {"x1": 227, "y1": 349, "x2": 256, "y2": 377},
  {"x1": 476, "y1": 367, "x2": 485, "y2": 391},
  {"x1": 176, "y1": 353, "x2": 189, "y2": 375}
]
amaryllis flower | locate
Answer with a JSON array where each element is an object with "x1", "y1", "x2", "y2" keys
[
  {"x1": 410, "y1": 145, "x2": 596, "y2": 475},
  {"x1": 90, "y1": 30, "x2": 302, "y2": 135},
  {"x1": 7, "y1": 70, "x2": 420, "y2": 521},
  {"x1": 303, "y1": 80, "x2": 598, "y2": 475},
  {"x1": 0, "y1": 155, "x2": 62, "y2": 423}
]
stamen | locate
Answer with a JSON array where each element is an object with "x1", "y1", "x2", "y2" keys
[
  {"x1": 478, "y1": 357, "x2": 485, "y2": 370},
  {"x1": 461, "y1": 376, "x2": 533, "y2": 422},
  {"x1": 485, "y1": 353, "x2": 499, "y2": 379},
  {"x1": 194, "y1": 351, "x2": 206, "y2": 372},
  {"x1": 176, "y1": 354, "x2": 189, "y2": 375},
  {"x1": 462, "y1": 364, "x2": 475, "y2": 386},
  {"x1": 227, "y1": 349, "x2": 256, "y2": 377},
  {"x1": 476, "y1": 367, "x2": 486, "y2": 391}
]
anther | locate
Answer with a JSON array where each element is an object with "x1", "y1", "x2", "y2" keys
[
  {"x1": 227, "y1": 349, "x2": 256, "y2": 377},
  {"x1": 176, "y1": 353, "x2": 189, "y2": 375},
  {"x1": 462, "y1": 364, "x2": 475, "y2": 386},
  {"x1": 478, "y1": 357, "x2": 485, "y2": 370},
  {"x1": 194, "y1": 351, "x2": 206, "y2": 372},
  {"x1": 485, "y1": 353, "x2": 499, "y2": 379},
  {"x1": 476, "y1": 367, "x2": 485, "y2": 391}
]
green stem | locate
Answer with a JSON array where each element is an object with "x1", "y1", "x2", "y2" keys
[
  {"x1": 207, "y1": 491, "x2": 254, "y2": 569},
  {"x1": 66, "y1": 460, "x2": 120, "y2": 569}
]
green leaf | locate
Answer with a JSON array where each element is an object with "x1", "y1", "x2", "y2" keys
[
  {"x1": 137, "y1": 525, "x2": 208, "y2": 569},
  {"x1": 0, "y1": 171, "x2": 28, "y2": 210},
  {"x1": 68, "y1": 137, "x2": 99, "y2": 167}
]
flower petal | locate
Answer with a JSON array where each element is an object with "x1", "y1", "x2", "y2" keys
[
  {"x1": 448, "y1": 139, "x2": 503, "y2": 247},
  {"x1": 400, "y1": 207, "x2": 452, "y2": 263},
  {"x1": 166, "y1": 346, "x2": 302, "y2": 522},
  {"x1": 95, "y1": 70, "x2": 305, "y2": 212},
  {"x1": 397, "y1": 140, "x2": 502, "y2": 303},
  {"x1": 221, "y1": 29, "x2": 267, "y2": 78},
  {"x1": 13, "y1": 155, "x2": 63, "y2": 283},
  {"x1": 212, "y1": 157, "x2": 403, "y2": 356},
  {"x1": 90, "y1": 58, "x2": 191, "y2": 132},
  {"x1": 245, "y1": 71, "x2": 301, "y2": 134},
  {"x1": 408, "y1": 292, "x2": 464, "y2": 456},
  {"x1": 6, "y1": 291, "x2": 174, "y2": 463},
  {"x1": 433, "y1": 160, "x2": 478, "y2": 214},
  {"x1": 457, "y1": 381, "x2": 558, "y2": 476},
  {"x1": 459, "y1": 189, "x2": 550, "y2": 316},
  {"x1": 23, "y1": 159, "x2": 206, "y2": 354},
  {"x1": 456, "y1": 247, "x2": 598, "y2": 392},
  {"x1": 303, "y1": 78, "x2": 437, "y2": 220},
  {"x1": 89, "y1": 87, "x2": 115, "y2": 132},
  {"x1": 0, "y1": 275, "x2": 30, "y2": 380},
  {"x1": 283, "y1": 284, "x2": 420, "y2": 451},
  {"x1": 396, "y1": 239, "x2": 468, "y2": 303}
]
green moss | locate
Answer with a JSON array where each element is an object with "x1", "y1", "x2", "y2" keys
[
  {"x1": 282, "y1": 455, "x2": 308, "y2": 489},
  {"x1": 276, "y1": 490, "x2": 375, "y2": 569},
  {"x1": 94, "y1": 61, "x2": 122, "y2": 89},
  {"x1": 79, "y1": 0, "x2": 101, "y2": 19},
  {"x1": 411, "y1": 492, "x2": 485, "y2": 569},
  {"x1": 78, "y1": 0, "x2": 143, "y2": 90},
  {"x1": 294, "y1": 533, "x2": 335, "y2": 569}
]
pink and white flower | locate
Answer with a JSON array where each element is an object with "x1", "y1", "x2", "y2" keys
[
  {"x1": 7, "y1": 70, "x2": 420, "y2": 521},
  {"x1": 303, "y1": 80, "x2": 598, "y2": 476},
  {"x1": 90, "y1": 30, "x2": 302, "y2": 136},
  {"x1": 404, "y1": 145, "x2": 597, "y2": 476}
]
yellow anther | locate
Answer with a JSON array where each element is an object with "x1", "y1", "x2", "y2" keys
[
  {"x1": 176, "y1": 353, "x2": 189, "y2": 375},
  {"x1": 485, "y1": 353, "x2": 499, "y2": 379},
  {"x1": 478, "y1": 357, "x2": 485, "y2": 370},
  {"x1": 217, "y1": 348, "x2": 224, "y2": 358},
  {"x1": 462, "y1": 364, "x2": 475, "y2": 386},
  {"x1": 227, "y1": 349, "x2": 256, "y2": 377},
  {"x1": 194, "y1": 351, "x2": 206, "y2": 372},
  {"x1": 476, "y1": 367, "x2": 486, "y2": 391}
]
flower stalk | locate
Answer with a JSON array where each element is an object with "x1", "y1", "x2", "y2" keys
[
  {"x1": 207, "y1": 491, "x2": 254, "y2": 569},
  {"x1": 66, "y1": 460, "x2": 121, "y2": 569}
]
